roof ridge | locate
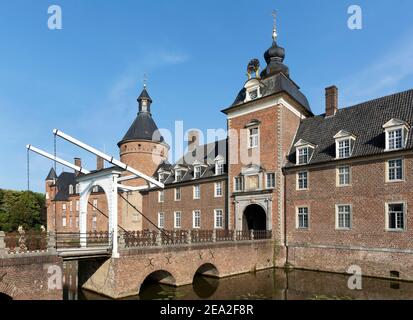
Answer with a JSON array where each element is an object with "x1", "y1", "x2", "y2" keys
[{"x1": 341, "y1": 88, "x2": 413, "y2": 112}]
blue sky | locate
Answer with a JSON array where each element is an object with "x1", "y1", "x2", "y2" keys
[{"x1": 1, "y1": 0, "x2": 413, "y2": 192}]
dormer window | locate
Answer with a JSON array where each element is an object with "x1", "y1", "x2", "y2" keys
[
  {"x1": 388, "y1": 129, "x2": 403, "y2": 150},
  {"x1": 334, "y1": 130, "x2": 356, "y2": 159},
  {"x1": 75, "y1": 184, "x2": 80, "y2": 194},
  {"x1": 244, "y1": 78, "x2": 262, "y2": 103},
  {"x1": 175, "y1": 170, "x2": 182, "y2": 182},
  {"x1": 69, "y1": 185, "x2": 74, "y2": 195},
  {"x1": 383, "y1": 119, "x2": 410, "y2": 151},
  {"x1": 194, "y1": 166, "x2": 202, "y2": 179},
  {"x1": 297, "y1": 147, "x2": 309, "y2": 164},
  {"x1": 249, "y1": 89, "x2": 258, "y2": 100},
  {"x1": 294, "y1": 139, "x2": 316, "y2": 165},
  {"x1": 215, "y1": 156, "x2": 225, "y2": 175},
  {"x1": 337, "y1": 139, "x2": 351, "y2": 158}
]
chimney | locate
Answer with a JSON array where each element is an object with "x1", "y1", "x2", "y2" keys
[
  {"x1": 188, "y1": 130, "x2": 200, "y2": 152},
  {"x1": 74, "y1": 157, "x2": 81, "y2": 176},
  {"x1": 96, "y1": 156, "x2": 104, "y2": 171},
  {"x1": 325, "y1": 86, "x2": 338, "y2": 117}
]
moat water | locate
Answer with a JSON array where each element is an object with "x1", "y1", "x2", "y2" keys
[{"x1": 62, "y1": 261, "x2": 413, "y2": 300}]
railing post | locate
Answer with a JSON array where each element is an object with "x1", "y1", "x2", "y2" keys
[
  {"x1": 250, "y1": 229, "x2": 254, "y2": 241},
  {"x1": 118, "y1": 231, "x2": 126, "y2": 249},
  {"x1": 212, "y1": 229, "x2": 216, "y2": 243},
  {"x1": 0, "y1": 231, "x2": 6, "y2": 256},
  {"x1": 156, "y1": 231, "x2": 162, "y2": 246},
  {"x1": 47, "y1": 232, "x2": 57, "y2": 254},
  {"x1": 186, "y1": 230, "x2": 192, "y2": 244},
  {"x1": 233, "y1": 229, "x2": 237, "y2": 241}
]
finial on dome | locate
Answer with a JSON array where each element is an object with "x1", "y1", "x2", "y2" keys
[
  {"x1": 272, "y1": 10, "x2": 278, "y2": 41},
  {"x1": 143, "y1": 73, "x2": 148, "y2": 88}
]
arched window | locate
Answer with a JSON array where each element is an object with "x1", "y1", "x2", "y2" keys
[
  {"x1": 69, "y1": 185, "x2": 74, "y2": 195},
  {"x1": 75, "y1": 184, "x2": 80, "y2": 194}
]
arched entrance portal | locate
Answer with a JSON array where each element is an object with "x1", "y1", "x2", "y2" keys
[{"x1": 243, "y1": 204, "x2": 267, "y2": 231}]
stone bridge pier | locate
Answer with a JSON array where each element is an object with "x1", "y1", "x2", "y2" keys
[{"x1": 82, "y1": 239, "x2": 278, "y2": 299}]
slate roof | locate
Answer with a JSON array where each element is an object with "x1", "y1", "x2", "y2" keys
[
  {"x1": 118, "y1": 112, "x2": 165, "y2": 146},
  {"x1": 45, "y1": 167, "x2": 57, "y2": 181},
  {"x1": 285, "y1": 89, "x2": 413, "y2": 168},
  {"x1": 151, "y1": 139, "x2": 228, "y2": 187},
  {"x1": 223, "y1": 73, "x2": 312, "y2": 115},
  {"x1": 53, "y1": 172, "x2": 77, "y2": 201}
]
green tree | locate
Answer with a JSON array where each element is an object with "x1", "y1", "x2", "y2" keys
[{"x1": 0, "y1": 189, "x2": 45, "y2": 232}]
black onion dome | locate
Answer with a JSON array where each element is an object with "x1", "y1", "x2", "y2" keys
[{"x1": 261, "y1": 41, "x2": 290, "y2": 78}]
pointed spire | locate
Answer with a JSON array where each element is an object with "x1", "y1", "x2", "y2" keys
[
  {"x1": 45, "y1": 167, "x2": 57, "y2": 181},
  {"x1": 272, "y1": 10, "x2": 278, "y2": 42},
  {"x1": 137, "y1": 85, "x2": 152, "y2": 114}
]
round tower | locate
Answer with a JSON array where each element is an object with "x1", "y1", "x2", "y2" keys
[{"x1": 118, "y1": 85, "x2": 169, "y2": 187}]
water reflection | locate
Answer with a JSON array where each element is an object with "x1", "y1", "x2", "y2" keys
[{"x1": 63, "y1": 261, "x2": 413, "y2": 300}]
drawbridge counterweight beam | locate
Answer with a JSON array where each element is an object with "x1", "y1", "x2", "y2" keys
[{"x1": 53, "y1": 129, "x2": 164, "y2": 189}]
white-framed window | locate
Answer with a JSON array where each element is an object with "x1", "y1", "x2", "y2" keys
[
  {"x1": 297, "y1": 147, "x2": 309, "y2": 165},
  {"x1": 175, "y1": 170, "x2": 183, "y2": 182},
  {"x1": 337, "y1": 166, "x2": 351, "y2": 186},
  {"x1": 174, "y1": 211, "x2": 182, "y2": 229},
  {"x1": 92, "y1": 199, "x2": 98, "y2": 211},
  {"x1": 193, "y1": 185, "x2": 201, "y2": 199},
  {"x1": 234, "y1": 176, "x2": 243, "y2": 192},
  {"x1": 62, "y1": 215, "x2": 67, "y2": 227},
  {"x1": 75, "y1": 216, "x2": 79, "y2": 228},
  {"x1": 62, "y1": 203, "x2": 67, "y2": 211},
  {"x1": 336, "y1": 205, "x2": 352, "y2": 230},
  {"x1": 214, "y1": 209, "x2": 224, "y2": 229},
  {"x1": 69, "y1": 215, "x2": 73, "y2": 228},
  {"x1": 248, "y1": 127, "x2": 259, "y2": 149},
  {"x1": 92, "y1": 186, "x2": 99, "y2": 193},
  {"x1": 76, "y1": 200, "x2": 79, "y2": 212},
  {"x1": 158, "y1": 190, "x2": 164, "y2": 203},
  {"x1": 214, "y1": 182, "x2": 223, "y2": 197},
  {"x1": 388, "y1": 129, "x2": 404, "y2": 150},
  {"x1": 69, "y1": 185, "x2": 74, "y2": 195},
  {"x1": 215, "y1": 161, "x2": 224, "y2": 175},
  {"x1": 92, "y1": 216, "x2": 97, "y2": 231},
  {"x1": 386, "y1": 202, "x2": 406, "y2": 231},
  {"x1": 159, "y1": 173, "x2": 166, "y2": 183},
  {"x1": 337, "y1": 139, "x2": 351, "y2": 159},
  {"x1": 194, "y1": 166, "x2": 202, "y2": 179},
  {"x1": 75, "y1": 184, "x2": 80, "y2": 194},
  {"x1": 387, "y1": 159, "x2": 403, "y2": 181},
  {"x1": 297, "y1": 171, "x2": 308, "y2": 190},
  {"x1": 266, "y1": 173, "x2": 275, "y2": 189},
  {"x1": 46, "y1": 192, "x2": 49, "y2": 200},
  {"x1": 383, "y1": 119, "x2": 409, "y2": 151},
  {"x1": 175, "y1": 187, "x2": 181, "y2": 201},
  {"x1": 158, "y1": 212, "x2": 165, "y2": 229},
  {"x1": 69, "y1": 201, "x2": 73, "y2": 212},
  {"x1": 297, "y1": 207, "x2": 309, "y2": 229},
  {"x1": 193, "y1": 210, "x2": 201, "y2": 229}
]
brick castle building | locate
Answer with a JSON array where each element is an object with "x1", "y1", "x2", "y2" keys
[{"x1": 45, "y1": 21, "x2": 413, "y2": 280}]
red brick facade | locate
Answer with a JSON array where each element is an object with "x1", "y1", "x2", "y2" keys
[{"x1": 142, "y1": 177, "x2": 227, "y2": 230}]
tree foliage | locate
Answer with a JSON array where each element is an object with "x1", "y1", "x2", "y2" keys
[{"x1": 0, "y1": 189, "x2": 45, "y2": 232}]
